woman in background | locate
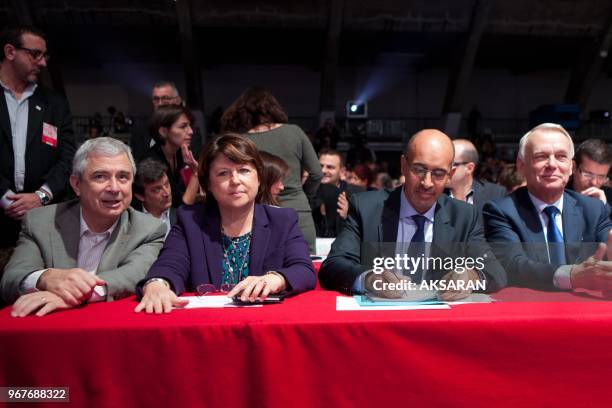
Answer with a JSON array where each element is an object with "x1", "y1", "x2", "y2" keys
[
  {"x1": 144, "y1": 105, "x2": 200, "y2": 206},
  {"x1": 220, "y1": 87, "x2": 322, "y2": 253},
  {"x1": 260, "y1": 151, "x2": 289, "y2": 206}
]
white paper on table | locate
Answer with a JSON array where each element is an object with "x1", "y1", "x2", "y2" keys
[
  {"x1": 445, "y1": 293, "x2": 493, "y2": 305},
  {"x1": 178, "y1": 295, "x2": 263, "y2": 309},
  {"x1": 336, "y1": 296, "x2": 450, "y2": 311},
  {"x1": 315, "y1": 238, "x2": 335, "y2": 256}
]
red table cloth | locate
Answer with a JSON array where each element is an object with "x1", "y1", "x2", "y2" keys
[{"x1": 1, "y1": 288, "x2": 611, "y2": 407}]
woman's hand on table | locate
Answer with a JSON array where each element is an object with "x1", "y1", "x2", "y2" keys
[
  {"x1": 227, "y1": 272, "x2": 287, "y2": 302},
  {"x1": 135, "y1": 280, "x2": 189, "y2": 314}
]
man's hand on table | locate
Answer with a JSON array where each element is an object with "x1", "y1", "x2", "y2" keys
[
  {"x1": 11, "y1": 291, "x2": 70, "y2": 317},
  {"x1": 364, "y1": 270, "x2": 409, "y2": 299},
  {"x1": 438, "y1": 268, "x2": 480, "y2": 301},
  {"x1": 38, "y1": 268, "x2": 105, "y2": 306}
]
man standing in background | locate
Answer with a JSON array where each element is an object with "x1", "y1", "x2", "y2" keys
[{"x1": 0, "y1": 25, "x2": 76, "y2": 251}]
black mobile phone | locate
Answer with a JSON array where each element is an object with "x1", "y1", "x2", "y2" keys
[{"x1": 231, "y1": 294, "x2": 285, "y2": 305}]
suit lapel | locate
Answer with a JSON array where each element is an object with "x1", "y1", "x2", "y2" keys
[
  {"x1": 380, "y1": 188, "x2": 401, "y2": 242},
  {"x1": 201, "y1": 204, "x2": 223, "y2": 288},
  {"x1": 0, "y1": 89, "x2": 11, "y2": 145},
  {"x1": 98, "y1": 210, "x2": 129, "y2": 271},
  {"x1": 561, "y1": 192, "x2": 583, "y2": 242},
  {"x1": 26, "y1": 88, "x2": 45, "y2": 148},
  {"x1": 515, "y1": 188, "x2": 546, "y2": 241},
  {"x1": 562, "y1": 191, "x2": 583, "y2": 262},
  {"x1": 250, "y1": 204, "x2": 270, "y2": 276},
  {"x1": 432, "y1": 197, "x2": 453, "y2": 243},
  {"x1": 55, "y1": 201, "x2": 80, "y2": 266}
]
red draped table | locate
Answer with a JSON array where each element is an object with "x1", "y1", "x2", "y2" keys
[{"x1": 1, "y1": 288, "x2": 612, "y2": 407}]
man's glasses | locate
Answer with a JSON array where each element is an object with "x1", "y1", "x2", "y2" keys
[
  {"x1": 196, "y1": 283, "x2": 235, "y2": 297},
  {"x1": 152, "y1": 95, "x2": 177, "y2": 103},
  {"x1": 453, "y1": 161, "x2": 470, "y2": 167},
  {"x1": 15, "y1": 46, "x2": 50, "y2": 62},
  {"x1": 409, "y1": 164, "x2": 450, "y2": 182},
  {"x1": 578, "y1": 167, "x2": 609, "y2": 183}
]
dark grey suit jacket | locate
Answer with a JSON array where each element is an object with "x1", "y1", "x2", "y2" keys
[{"x1": 319, "y1": 188, "x2": 507, "y2": 294}]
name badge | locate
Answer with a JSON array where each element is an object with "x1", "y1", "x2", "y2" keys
[{"x1": 42, "y1": 122, "x2": 58, "y2": 147}]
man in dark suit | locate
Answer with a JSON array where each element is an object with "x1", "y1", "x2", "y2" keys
[
  {"x1": 0, "y1": 25, "x2": 76, "y2": 249},
  {"x1": 319, "y1": 129, "x2": 507, "y2": 299},
  {"x1": 483, "y1": 123, "x2": 612, "y2": 291},
  {"x1": 569, "y1": 138, "x2": 611, "y2": 217},
  {"x1": 446, "y1": 139, "x2": 506, "y2": 217}
]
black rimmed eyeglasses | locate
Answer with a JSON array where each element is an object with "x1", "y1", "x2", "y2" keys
[{"x1": 15, "y1": 46, "x2": 50, "y2": 62}]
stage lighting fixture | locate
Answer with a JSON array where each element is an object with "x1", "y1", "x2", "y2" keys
[{"x1": 346, "y1": 101, "x2": 367, "y2": 118}]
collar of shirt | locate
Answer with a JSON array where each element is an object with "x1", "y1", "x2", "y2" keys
[
  {"x1": 0, "y1": 78, "x2": 37, "y2": 102},
  {"x1": 79, "y1": 208, "x2": 119, "y2": 240},
  {"x1": 528, "y1": 191, "x2": 565, "y2": 241},
  {"x1": 449, "y1": 189, "x2": 474, "y2": 204},
  {"x1": 528, "y1": 191, "x2": 564, "y2": 216},
  {"x1": 142, "y1": 206, "x2": 170, "y2": 223},
  {"x1": 399, "y1": 188, "x2": 436, "y2": 223}
]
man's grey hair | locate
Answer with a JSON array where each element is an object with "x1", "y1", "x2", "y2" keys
[
  {"x1": 72, "y1": 137, "x2": 136, "y2": 179},
  {"x1": 517, "y1": 122, "x2": 574, "y2": 160},
  {"x1": 152, "y1": 80, "x2": 180, "y2": 97}
]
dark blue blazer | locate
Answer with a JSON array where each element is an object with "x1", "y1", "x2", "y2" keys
[
  {"x1": 319, "y1": 188, "x2": 507, "y2": 294},
  {"x1": 137, "y1": 202, "x2": 316, "y2": 297},
  {"x1": 483, "y1": 187, "x2": 612, "y2": 289}
]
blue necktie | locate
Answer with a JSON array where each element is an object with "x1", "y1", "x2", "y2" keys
[
  {"x1": 543, "y1": 206, "x2": 566, "y2": 265},
  {"x1": 411, "y1": 215, "x2": 426, "y2": 243},
  {"x1": 408, "y1": 215, "x2": 427, "y2": 283}
]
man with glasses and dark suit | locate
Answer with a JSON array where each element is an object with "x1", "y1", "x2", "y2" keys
[
  {"x1": 319, "y1": 129, "x2": 506, "y2": 299},
  {"x1": 570, "y1": 138, "x2": 611, "y2": 213},
  {"x1": 0, "y1": 25, "x2": 76, "y2": 253}
]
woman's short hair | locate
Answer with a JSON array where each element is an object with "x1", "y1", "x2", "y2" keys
[
  {"x1": 72, "y1": 137, "x2": 136, "y2": 180},
  {"x1": 198, "y1": 134, "x2": 265, "y2": 204},
  {"x1": 498, "y1": 164, "x2": 525, "y2": 193},
  {"x1": 220, "y1": 87, "x2": 288, "y2": 133},
  {"x1": 351, "y1": 163, "x2": 374, "y2": 186},
  {"x1": 149, "y1": 104, "x2": 194, "y2": 145},
  {"x1": 259, "y1": 151, "x2": 289, "y2": 206}
]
